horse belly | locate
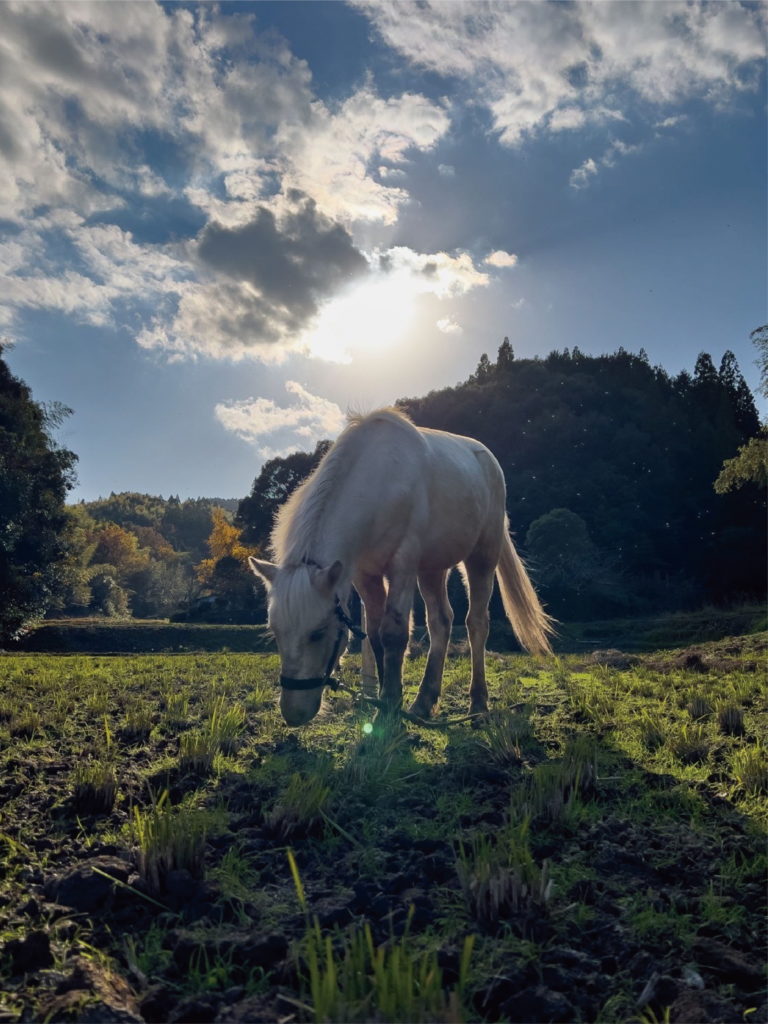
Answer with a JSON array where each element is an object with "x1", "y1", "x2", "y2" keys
[{"x1": 419, "y1": 442, "x2": 501, "y2": 570}]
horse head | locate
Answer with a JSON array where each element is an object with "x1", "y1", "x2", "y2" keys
[{"x1": 248, "y1": 556, "x2": 352, "y2": 726}]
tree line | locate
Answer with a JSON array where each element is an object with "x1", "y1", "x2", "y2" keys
[{"x1": 1, "y1": 334, "x2": 765, "y2": 642}]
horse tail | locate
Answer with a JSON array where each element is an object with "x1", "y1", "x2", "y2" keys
[{"x1": 495, "y1": 523, "x2": 556, "y2": 656}]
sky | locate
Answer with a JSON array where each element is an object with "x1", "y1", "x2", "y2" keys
[{"x1": 1, "y1": 0, "x2": 765, "y2": 502}]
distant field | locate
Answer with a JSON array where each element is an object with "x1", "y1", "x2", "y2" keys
[
  {"x1": 12, "y1": 603, "x2": 767, "y2": 655},
  {"x1": 0, "y1": 630, "x2": 765, "y2": 1022},
  {"x1": 11, "y1": 618, "x2": 276, "y2": 654}
]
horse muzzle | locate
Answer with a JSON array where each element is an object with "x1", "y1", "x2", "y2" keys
[{"x1": 279, "y1": 687, "x2": 323, "y2": 727}]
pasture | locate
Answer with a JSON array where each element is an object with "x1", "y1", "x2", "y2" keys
[{"x1": 0, "y1": 629, "x2": 765, "y2": 1023}]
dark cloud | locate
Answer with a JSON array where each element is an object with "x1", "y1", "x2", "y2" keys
[{"x1": 197, "y1": 194, "x2": 368, "y2": 322}]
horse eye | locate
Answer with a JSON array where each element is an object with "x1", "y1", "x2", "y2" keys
[{"x1": 308, "y1": 628, "x2": 326, "y2": 643}]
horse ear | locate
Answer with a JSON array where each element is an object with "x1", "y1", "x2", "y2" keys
[
  {"x1": 248, "y1": 556, "x2": 277, "y2": 586},
  {"x1": 313, "y1": 560, "x2": 344, "y2": 596}
]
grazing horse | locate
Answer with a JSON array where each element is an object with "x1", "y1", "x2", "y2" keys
[{"x1": 249, "y1": 409, "x2": 553, "y2": 727}]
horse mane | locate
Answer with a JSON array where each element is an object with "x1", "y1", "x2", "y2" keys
[{"x1": 270, "y1": 408, "x2": 413, "y2": 565}]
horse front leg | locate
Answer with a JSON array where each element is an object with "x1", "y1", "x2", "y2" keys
[
  {"x1": 410, "y1": 569, "x2": 453, "y2": 719},
  {"x1": 355, "y1": 573, "x2": 386, "y2": 695},
  {"x1": 379, "y1": 571, "x2": 416, "y2": 715}
]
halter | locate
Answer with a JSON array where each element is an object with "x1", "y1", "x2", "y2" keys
[{"x1": 279, "y1": 568, "x2": 367, "y2": 692}]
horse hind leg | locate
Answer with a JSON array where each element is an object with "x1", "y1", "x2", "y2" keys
[
  {"x1": 409, "y1": 569, "x2": 453, "y2": 719},
  {"x1": 462, "y1": 554, "x2": 496, "y2": 717}
]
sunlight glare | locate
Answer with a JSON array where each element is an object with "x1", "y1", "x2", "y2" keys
[{"x1": 304, "y1": 273, "x2": 417, "y2": 363}]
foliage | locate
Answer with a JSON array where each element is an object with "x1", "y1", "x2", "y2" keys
[
  {"x1": 525, "y1": 507, "x2": 620, "y2": 618},
  {"x1": 193, "y1": 508, "x2": 264, "y2": 622},
  {"x1": 236, "y1": 440, "x2": 331, "y2": 549},
  {"x1": 0, "y1": 346, "x2": 77, "y2": 640},
  {"x1": 397, "y1": 341, "x2": 765, "y2": 616},
  {"x1": 54, "y1": 494, "x2": 250, "y2": 621},
  {"x1": 714, "y1": 431, "x2": 768, "y2": 493},
  {"x1": 714, "y1": 328, "x2": 768, "y2": 494}
]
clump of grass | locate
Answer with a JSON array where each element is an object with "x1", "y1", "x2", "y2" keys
[
  {"x1": 210, "y1": 843, "x2": 260, "y2": 904},
  {"x1": 130, "y1": 791, "x2": 208, "y2": 892},
  {"x1": 179, "y1": 698, "x2": 247, "y2": 772},
  {"x1": 164, "y1": 692, "x2": 190, "y2": 730},
  {"x1": 266, "y1": 772, "x2": 330, "y2": 839},
  {"x1": 510, "y1": 736, "x2": 596, "y2": 826},
  {"x1": 667, "y1": 723, "x2": 711, "y2": 764},
  {"x1": 716, "y1": 703, "x2": 745, "y2": 736},
  {"x1": 288, "y1": 849, "x2": 474, "y2": 1023},
  {"x1": 179, "y1": 728, "x2": 217, "y2": 774},
  {"x1": 72, "y1": 759, "x2": 118, "y2": 814},
  {"x1": 122, "y1": 703, "x2": 153, "y2": 742},
  {"x1": 456, "y1": 818, "x2": 551, "y2": 931},
  {"x1": 637, "y1": 714, "x2": 666, "y2": 751},
  {"x1": 341, "y1": 725, "x2": 412, "y2": 794},
  {"x1": 9, "y1": 711, "x2": 42, "y2": 739},
  {"x1": 550, "y1": 658, "x2": 572, "y2": 687},
  {"x1": 731, "y1": 744, "x2": 768, "y2": 796},
  {"x1": 482, "y1": 709, "x2": 533, "y2": 767},
  {"x1": 685, "y1": 695, "x2": 713, "y2": 721},
  {"x1": 85, "y1": 690, "x2": 109, "y2": 715},
  {"x1": 207, "y1": 696, "x2": 246, "y2": 754}
]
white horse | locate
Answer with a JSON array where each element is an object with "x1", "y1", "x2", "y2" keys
[{"x1": 249, "y1": 409, "x2": 553, "y2": 726}]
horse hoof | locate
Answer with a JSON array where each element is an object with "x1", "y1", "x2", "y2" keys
[
  {"x1": 408, "y1": 701, "x2": 434, "y2": 720},
  {"x1": 469, "y1": 705, "x2": 489, "y2": 728}
]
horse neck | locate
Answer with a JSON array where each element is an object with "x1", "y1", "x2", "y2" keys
[{"x1": 282, "y1": 462, "x2": 366, "y2": 578}]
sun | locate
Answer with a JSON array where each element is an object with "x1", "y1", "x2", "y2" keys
[{"x1": 303, "y1": 272, "x2": 418, "y2": 363}]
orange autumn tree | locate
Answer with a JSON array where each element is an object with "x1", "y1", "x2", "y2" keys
[{"x1": 195, "y1": 508, "x2": 262, "y2": 618}]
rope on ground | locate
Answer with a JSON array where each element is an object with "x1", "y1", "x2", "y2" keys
[{"x1": 335, "y1": 681, "x2": 483, "y2": 729}]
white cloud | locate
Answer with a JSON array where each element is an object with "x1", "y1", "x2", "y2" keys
[
  {"x1": 436, "y1": 317, "x2": 462, "y2": 334},
  {"x1": 215, "y1": 381, "x2": 346, "y2": 458},
  {"x1": 0, "y1": 1, "x2": 453, "y2": 362},
  {"x1": 568, "y1": 138, "x2": 643, "y2": 189},
  {"x1": 355, "y1": 1, "x2": 766, "y2": 145},
  {"x1": 655, "y1": 115, "x2": 687, "y2": 130},
  {"x1": 277, "y1": 87, "x2": 450, "y2": 225},
  {"x1": 378, "y1": 166, "x2": 407, "y2": 181},
  {"x1": 569, "y1": 157, "x2": 599, "y2": 190},
  {"x1": 484, "y1": 250, "x2": 518, "y2": 269},
  {"x1": 380, "y1": 247, "x2": 489, "y2": 298},
  {"x1": 438, "y1": 164, "x2": 455, "y2": 177}
]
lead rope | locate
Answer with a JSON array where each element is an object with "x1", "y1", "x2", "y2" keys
[
  {"x1": 331, "y1": 678, "x2": 484, "y2": 730},
  {"x1": 331, "y1": 593, "x2": 482, "y2": 728}
]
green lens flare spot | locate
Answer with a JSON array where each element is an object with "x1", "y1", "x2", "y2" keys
[{"x1": 362, "y1": 722, "x2": 374, "y2": 735}]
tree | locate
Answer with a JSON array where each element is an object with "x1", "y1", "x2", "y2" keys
[
  {"x1": 194, "y1": 508, "x2": 263, "y2": 621},
  {"x1": 399, "y1": 344, "x2": 765, "y2": 614},
  {"x1": 525, "y1": 508, "x2": 622, "y2": 618},
  {"x1": 236, "y1": 440, "x2": 331, "y2": 548},
  {"x1": 0, "y1": 346, "x2": 77, "y2": 640},
  {"x1": 497, "y1": 336, "x2": 515, "y2": 372},
  {"x1": 714, "y1": 329, "x2": 768, "y2": 494}
]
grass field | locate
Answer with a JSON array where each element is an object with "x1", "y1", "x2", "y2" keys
[{"x1": 0, "y1": 627, "x2": 765, "y2": 1022}]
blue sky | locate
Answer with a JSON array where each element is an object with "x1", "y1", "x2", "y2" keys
[{"x1": 1, "y1": 0, "x2": 765, "y2": 501}]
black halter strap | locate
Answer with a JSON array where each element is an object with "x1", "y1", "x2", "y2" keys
[{"x1": 279, "y1": 589, "x2": 366, "y2": 692}]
